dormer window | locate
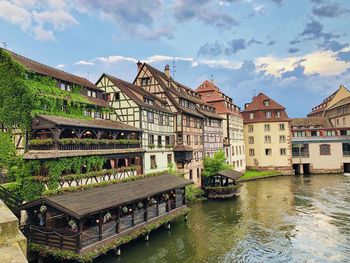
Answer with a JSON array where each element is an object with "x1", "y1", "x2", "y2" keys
[
  {"x1": 263, "y1": 100, "x2": 270, "y2": 106},
  {"x1": 275, "y1": 111, "x2": 281, "y2": 118},
  {"x1": 265, "y1": 111, "x2": 272, "y2": 118},
  {"x1": 60, "y1": 82, "x2": 71, "y2": 91},
  {"x1": 141, "y1": 77, "x2": 151, "y2": 86},
  {"x1": 249, "y1": 113, "x2": 254, "y2": 120},
  {"x1": 87, "y1": 90, "x2": 96, "y2": 98},
  {"x1": 144, "y1": 97, "x2": 154, "y2": 105}
]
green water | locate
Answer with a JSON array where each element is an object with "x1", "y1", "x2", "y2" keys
[{"x1": 96, "y1": 175, "x2": 350, "y2": 263}]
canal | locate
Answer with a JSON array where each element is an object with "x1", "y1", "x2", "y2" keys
[{"x1": 96, "y1": 174, "x2": 350, "y2": 263}]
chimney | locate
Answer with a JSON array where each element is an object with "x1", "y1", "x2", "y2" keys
[
  {"x1": 244, "y1": 103, "x2": 250, "y2": 110},
  {"x1": 164, "y1": 64, "x2": 170, "y2": 78},
  {"x1": 137, "y1": 61, "x2": 142, "y2": 73}
]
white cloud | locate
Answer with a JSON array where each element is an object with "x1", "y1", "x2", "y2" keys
[
  {"x1": 145, "y1": 55, "x2": 194, "y2": 64},
  {"x1": 33, "y1": 9, "x2": 78, "y2": 30},
  {"x1": 75, "y1": 60, "x2": 95, "y2": 66},
  {"x1": 195, "y1": 59, "x2": 243, "y2": 70},
  {"x1": 33, "y1": 26, "x2": 55, "y2": 41},
  {"x1": 96, "y1": 55, "x2": 138, "y2": 64},
  {"x1": 0, "y1": 0, "x2": 32, "y2": 31},
  {"x1": 56, "y1": 64, "x2": 64, "y2": 69},
  {"x1": 255, "y1": 50, "x2": 350, "y2": 77}
]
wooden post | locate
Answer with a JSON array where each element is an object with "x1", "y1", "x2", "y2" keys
[
  {"x1": 116, "y1": 207, "x2": 120, "y2": 234},
  {"x1": 144, "y1": 200, "x2": 148, "y2": 222},
  {"x1": 98, "y1": 214, "x2": 103, "y2": 241},
  {"x1": 156, "y1": 194, "x2": 159, "y2": 216},
  {"x1": 183, "y1": 188, "x2": 186, "y2": 205},
  {"x1": 132, "y1": 203, "x2": 135, "y2": 227}
]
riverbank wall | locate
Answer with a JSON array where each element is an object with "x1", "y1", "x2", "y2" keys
[{"x1": 0, "y1": 199, "x2": 27, "y2": 263}]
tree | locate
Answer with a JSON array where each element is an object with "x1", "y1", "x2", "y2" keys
[{"x1": 202, "y1": 150, "x2": 232, "y2": 177}]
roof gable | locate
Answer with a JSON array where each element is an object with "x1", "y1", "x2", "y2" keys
[{"x1": 244, "y1": 93, "x2": 285, "y2": 112}]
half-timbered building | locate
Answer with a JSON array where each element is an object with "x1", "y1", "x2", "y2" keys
[
  {"x1": 134, "y1": 63, "x2": 206, "y2": 184},
  {"x1": 96, "y1": 74, "x2": 175, "y2": 173},
  {"x1": 196, "y1": 80, "x2": 246, "y2": 172}
]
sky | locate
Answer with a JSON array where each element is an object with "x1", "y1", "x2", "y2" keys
[{"x1": 1, "y1": 0, "x2": 350, "y2": 117}]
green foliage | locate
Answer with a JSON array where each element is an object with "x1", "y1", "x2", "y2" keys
[
  {"x1": 239, "y1": 170, "x2": 281, "y2": 180},
  {"x1": 202, "y1": 150, "x2": 232, "y2": 177},
  {"x1": 1, "y1": 181, "x2": 19, "y2": 192},
  {"x1": 17, "y1": 177, "x2": 45, "y2": 201},
  {"x1": 0, "y1": 131, "x2": 18, "y2": 180},
  {"x1": 28, "y1": 139, "x2": 53, "y2": 146},
  {"x1": 62, "y1": 167, "x2": 137, "y2": 181},
  {"x1": 185, "y1": 185, "x2": 204, "y2": 202},
  {"x1": 29, "y1": 207, "x2": 190, "y2": 263},
  {"x1": 0, "y1": 48, "x2": 108, "y2": 129},
  {"x1": 44, "y1": 170, "x2": 169, "y2": 196},
  {"x1": 56, "y1": 138, "x2": 140, "y2": 145}
]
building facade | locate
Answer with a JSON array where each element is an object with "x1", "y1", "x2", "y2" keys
[
  {"x1": 196, "y1": 80, "x2": 245, "y2": 172},
  {"x1": 134, "y1": 63, "x2": 213, "y2": 184},
  {"x1": 291, "y1": 86, "x2": 350, "y2": 174},
  {"x1": 242, "y1": 93, "x2": 293, "y2": 174},
  {"x1": 96, "y1": 74, "x2": 175, "y2": 174}
]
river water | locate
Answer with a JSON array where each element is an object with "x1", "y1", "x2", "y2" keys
[{"x1": 96, "y1": 175, "x2": 350, "y2": 263}]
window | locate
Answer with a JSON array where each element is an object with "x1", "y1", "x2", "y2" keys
[
  {"x1": 265, "y1": 111, "x2": 272, "y2": 119},
  {"x1": 148, "y1": 134, "x2": 154, "y2": 145},
  {"x1": 141, "y1": 77, "x2": 151, "y2": 86},
  {"x1": 249, "y1": 149, "x2": 255, "y2": 156},
  {"x1": 320, "y1": 144, "x2": 331, "y2": 155},
  {"x1": 279, "y1": 124, "x2": 285, "y2": 131},
  {"x1": 197, "y1": 168, "x2": 200, "y2": 179},
  {"x1": 187, "y1": 135, "x2": 191, "y2": 144},
  {"x1": 167, "y1": 154, "x2": 172, "y2": 165},
  {"x1": 164, "y1": 116, "x2": 170, "y2": 126},
  {"x1": 249, "y1": 136, "x2": 254, "y2": 144},
  {"x1": 147, "y1": 112, "x2": 154, "y2": 123},
  {"x1": 186, "y1": 116, "x2": 191, "y2": 127},
  {"x1": 159, "y1": 115, "x2": 163, "y2": 125},
  {"x1": 263, "y1": 100, "x2": 270, "y2": 106},
  {"x1": 158, "y1": 135, "x2": 162, "y2": 147},
  {"x1": 150, "y1": 155, "x2": 157, "y2": 169},
  {"x1": 265, "y1": 148, "x2": 272, "y2": 155},
  {"x1": 264, "y1": 135, "x2": 271, "y2": 143},
  {"x1": 232, "y1": 146, "x2": 235, "y2": 156},
  {"x1": 189, "y1": 170, "x2": 193, "y2": 180},
  {"x1": 144, "y1": 97, "x2": 154, "y2": 105},
  {"x1": 95, "y1": 110, "x2": 102, "y2": 119},
  {"x1": 264, "y1": 124, "x2": 270, "y2": 132},
  {"x1": 249, "y1": 113, "x2": 255, "y2": 120},
  {"x1": 280, "y1": 148, "x2": 286, "y2": 155},
  {"x1": 279, "y1": 135, "x2": 286, "y2": 143},
  {"x1": 114, "y1": 92, "x2": 120, "y2": 101},
  {"x1": 91, "y1": 91, "x2": 96, "y2": 98},
  {"x1": 275, "y1": 111, "x2": 281, "y2": 118},
  {"x1": 194, "y1": 135, "x2": 199, "y2": 145},
  {"x1": 165, "y1": 136, "x2": 170, "y2": 145},
  {"x1": 84, "y1": 109, "x2": 92, "y2": 117},
  {"x1": 177, "y1": 134, "x2": 183, "y2": 144},
  {"x1": 248, "y1": 125, "x2": 254, "y2": 133},
  {"x1": 60, "y1": 82, "x2": 66, "y2": 91}
]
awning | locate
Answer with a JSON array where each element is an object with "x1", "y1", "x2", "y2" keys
[
  {"x1": 21, "y1": 174, "x2": 192, "y2": 219},
  {"x1": 215, "y1": 169, "x2": 243, "y2": 180}
]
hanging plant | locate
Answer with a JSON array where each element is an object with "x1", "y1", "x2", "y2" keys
[
  {"x1": 122, "y1": 206, "x2": 128, "y2": 214},
  {"x1": 68, "y1": 219, "x2": 77, "y2": 230},
  {"x1": 137, "y1": 202, "x2": 143, "y2": 209},
  {"x1": 150, "y1": 198, "x2": 157, "y2": 205},
  {"x1": 39, "y1": 205, "x2": 47, "y2": 213},
  {"x1": 103, "y1": 212, "x2": 112, "y2": 223}
]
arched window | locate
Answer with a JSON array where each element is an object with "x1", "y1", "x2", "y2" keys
[{"x1": 319, "y1": 144, "x2": 331, "y2": 155}]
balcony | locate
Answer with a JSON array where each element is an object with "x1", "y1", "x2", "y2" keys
[
  {"x1": 28, "y1": 139, "x2": 141, "y2": 151},
  {"x1": 292, "y1": 152, "x2": 310, "y2": 158}
]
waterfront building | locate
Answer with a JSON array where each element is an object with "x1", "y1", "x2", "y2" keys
[
  {"x1": 1, "y1": 49, "x2": 145, "y2": 186},
  {"x1": 134, "y1": 63, "x2": 217, "y2": 184},
  {"x1": 291, "y1": 86, "x2": 350, "y2": 174},
  {"x1": 242, "y1": 93, "x2": 293, "y2": 174},
  {"x1": 291, "y1": 117, "x2": 350, "y2": 174},
  {"x1": 196, "y1": 80, "x2": 246, "y2": 172},
  {"x1": 96, "y1": 74, "x2": 175, "y2": 174},
  {"x1": 20, "y1": 174, "x2": 191, "y2": 261}
]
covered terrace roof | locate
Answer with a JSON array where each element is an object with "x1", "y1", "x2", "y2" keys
[{"x1": 21, "y1": 174, "x2": 192, "y2": 219}]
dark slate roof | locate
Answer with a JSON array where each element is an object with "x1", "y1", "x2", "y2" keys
[
  {"x1": 197, "y1": 107, "x2": 224, "y2": 120},
  {"x1": 216, "y1": 169, "x2": 243, "y2": 180},
  {"x1": 173, "y1": 145, "x2": 194, "y2": 152},
  {"x1": 103, "y1": 74, "x2": 171, "y2": 114},
  {"x1": 7, "y1": 50, "x2": 100, "y2": 91},
  {"x1": 35, "y1": 114, "x2": 141, "y2": 131},
  {"x1": 21, "y1": 175, "x2": 192, "y2": 218}
]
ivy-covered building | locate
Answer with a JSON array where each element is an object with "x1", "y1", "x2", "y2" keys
[{"x1": 0, "y1": 48, "x2": 145, "y2": 200}]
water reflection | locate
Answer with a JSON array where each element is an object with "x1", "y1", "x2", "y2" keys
[{"x1": 96, "y1": 175, "x2": 350, "y2": 263}]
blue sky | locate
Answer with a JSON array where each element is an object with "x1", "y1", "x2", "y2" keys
[{"x1": 1, "y1": 0, "x2": 350, "y2": 117}]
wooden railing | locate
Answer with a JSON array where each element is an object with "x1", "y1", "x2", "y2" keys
[
  {"x1": 58, "y1": 143, "x2": 141, "y2": 151},
  {"x1": 30, "y1": 226, "x2": 79, "y2": 251},
  {"x1": 0, "y1": 185, "x2": 23, "y2": 215}
]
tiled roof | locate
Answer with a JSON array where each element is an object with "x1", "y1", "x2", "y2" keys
[
  {"x1": 290, "y1": 117, "x2": 332, "y2": 128},
  {"x1": 244, "y1": 93, "x2": 285, "y2": 111},
  {"x1": 7, "y1": 50, "x2": 100, "y2": 91},
  {"x1": 173, "y1": 145, "x2": 194, "y2": 152},
  {"x1": 103, "y1": 74, "x2": 171, "y2": 114},
  {"x1": 35, "y1": 114, "x2": 141, "y2": 131}
]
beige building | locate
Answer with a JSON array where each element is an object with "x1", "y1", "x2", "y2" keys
[
  {"x1": 242, "y1": 93, "x2": 293, "y2": 174},
  {"x1": 292, "y1": 85, "x2": 350, "y2": 174},
  {"x1": 196, "y1": 80, "x2": 245, "y2": 172}
]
